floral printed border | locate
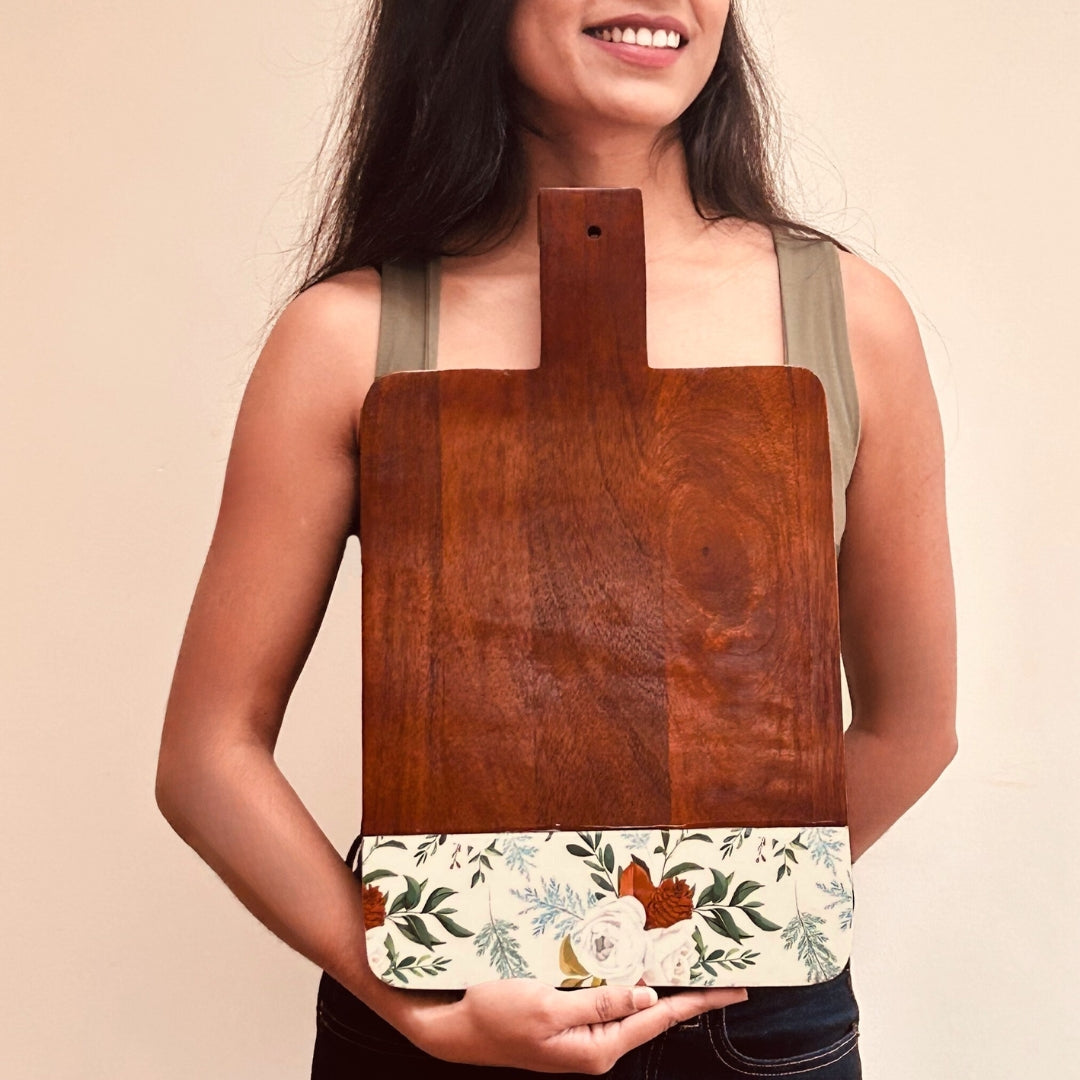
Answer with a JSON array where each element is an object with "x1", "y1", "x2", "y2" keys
[{"x1": 360, "y1": 826, "x2": 852, "y2": 989}]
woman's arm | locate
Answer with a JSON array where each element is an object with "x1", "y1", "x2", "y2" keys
[
  {"x1": 155, "y1": 271, "x2": 393, "y2": 1004},
  {"x1": 836, "y1": 252, "x2": 958, "y2": 864},
  {"x1": 155, "y1": 272, "x2": 744, "y2": 1073}
]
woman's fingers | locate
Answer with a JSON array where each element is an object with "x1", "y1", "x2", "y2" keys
[
  {"x1": 559, "y1": 984, "x2": 660, "y2": 1027},
  {"x1": 401, "y1": 978, "x2": 749, "y2": 1073},
  {"x1": 547, "y1": 984, "x2": 749, "y2": 1073},
  {"x1": 603, "y1": 986, "x2": 749, "y2": 1051},
  {"x1": 560, "y1": 983, "x2": 747, "y2": 1033}
]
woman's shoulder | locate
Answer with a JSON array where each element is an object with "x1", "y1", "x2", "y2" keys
[
  {"x1": 772, "y1": 224, "x2": 918, "y2": 349},
  {"x1": 833, "y1": 246, "x2": 937, "y2": 470},
  {"x1": 834, "y1": 247, "x2": 921, "y2": 362},
  {"x1": 275, "y1": 266, "x2": 383, "y2": 353},
  {"x1": 259, "y1": 267, "x2": 385, "y2": 422}
]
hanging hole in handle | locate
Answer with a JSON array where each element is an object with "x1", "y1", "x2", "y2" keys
[{"x1": 587, "y1": 225, "x2": 602, "y2": 238}]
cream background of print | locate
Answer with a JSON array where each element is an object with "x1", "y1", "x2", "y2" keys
[{"x1": 2, "y1": 2, "x2": 1076, "y2": 1077}]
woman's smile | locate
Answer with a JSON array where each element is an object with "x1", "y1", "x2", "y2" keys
[
  {"x1": 506, "y1": 2, "x2": 726, "y2": 134},
  {"x1": 582, "y1": 25, "x2": 689, "y2": 70}
]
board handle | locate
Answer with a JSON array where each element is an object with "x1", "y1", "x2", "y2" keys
[{"x1": 536, "y1": 187, "x2": 648, "y2": 382}]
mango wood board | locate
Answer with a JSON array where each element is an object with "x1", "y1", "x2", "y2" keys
[{"x1": 360, "y1": 187, "x2": 846, "y2": 837}]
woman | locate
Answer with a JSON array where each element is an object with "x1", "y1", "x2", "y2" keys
[{"x1": 156, "y1": 1, "x2": 957, "y2": 1076}]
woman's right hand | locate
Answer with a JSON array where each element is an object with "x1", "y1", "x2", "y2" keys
[{"x1": 383, "y1": 977, "x2": 748, "y2": 1073}]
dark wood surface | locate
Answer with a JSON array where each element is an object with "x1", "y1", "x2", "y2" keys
[{"x1": 360, "y1": 188, "x2": 846, "y2": 836}]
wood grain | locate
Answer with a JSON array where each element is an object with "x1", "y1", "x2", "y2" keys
[{"x1": 360, "y1": 188, "x2": 846, "y2": 836}]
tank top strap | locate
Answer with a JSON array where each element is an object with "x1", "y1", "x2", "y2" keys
[
  {"x1": 374, "y1": 257, "x2": 441, "y2": 377},
  {"x1": 772, "y1": 229, "x2": 862, "y2": 553}
]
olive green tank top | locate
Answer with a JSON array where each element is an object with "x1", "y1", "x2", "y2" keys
[{"x1": 374, "y1": 229, "x2": 860, "y2": 553}]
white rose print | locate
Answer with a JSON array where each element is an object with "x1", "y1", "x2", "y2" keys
[
  {"x1": 570, "y1": 896, "x2": 650, "y2": 985},
  {"x1": 642, "y1": 921, "x2": 697, "y2": 986}
]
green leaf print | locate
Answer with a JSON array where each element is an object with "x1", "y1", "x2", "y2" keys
[
  {"x1": 432, "y1": 911, "x2": 474, "y2": 938},
  {"x1": 741, "y1": 906, "x2": 783, "y2": 932},
  {"x1": 662, "y1": 861, "x2": 703, "y2": 880},
  {"x1": 395, "y1": 913, "x2": 445, "y2": 950},
  {"x1": 360, "y1": 868, "x2": 396, "y2": 885},
  {"x1": 422, "y1": 886, "x2": 456, "y2": 913},
  {"x1": 730, "y1": 880, "x2": 764, "y2": 906}
]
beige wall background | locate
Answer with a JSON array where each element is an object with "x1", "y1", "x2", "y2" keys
[{"x1": 4, "y1": 2, "x2": 1077, "y2": 1076}]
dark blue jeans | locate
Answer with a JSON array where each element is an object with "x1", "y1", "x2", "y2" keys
[{"x1": 312, "y1": 841, "x2": 861, "y2": 1078}]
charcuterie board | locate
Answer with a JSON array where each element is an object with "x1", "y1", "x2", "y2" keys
[{"x1": 358, "y1": 188, "x2": 851, "y2": 988}]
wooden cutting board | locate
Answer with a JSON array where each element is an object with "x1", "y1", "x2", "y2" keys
[{"x1": 360, "y1": 187, "x2": 845, "y2": 839}]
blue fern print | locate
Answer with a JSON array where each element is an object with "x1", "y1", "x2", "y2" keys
[
  {"x1": 782, "y1": 909, "x2": 841, "y2": 983},
  {"x1": 816, "y1": 877, "x2": 854, "y2": 932},
  {"x1": 618, "y1": 830, "x2": 653, "y2": 853},
  {"x1": 474, "y1": 917, "x2": 531, "y2": 979},
  {"x1": 502, "y1": 836, "x2": 539, "y2": 876},
  {"x1": 802, "y1": 828, "x2": 845, "y2": 875},
  {"x1": 511, "y1": 877, "x2": 587, "y2": 938}
]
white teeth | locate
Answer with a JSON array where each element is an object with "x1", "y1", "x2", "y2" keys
[{"x1": 592, "y1": 27, "x2": 682, "y2": 49}]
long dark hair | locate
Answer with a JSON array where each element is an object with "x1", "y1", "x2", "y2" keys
[{"x1": 278, "y1": 0, "x2": 845, "y2": 312}]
